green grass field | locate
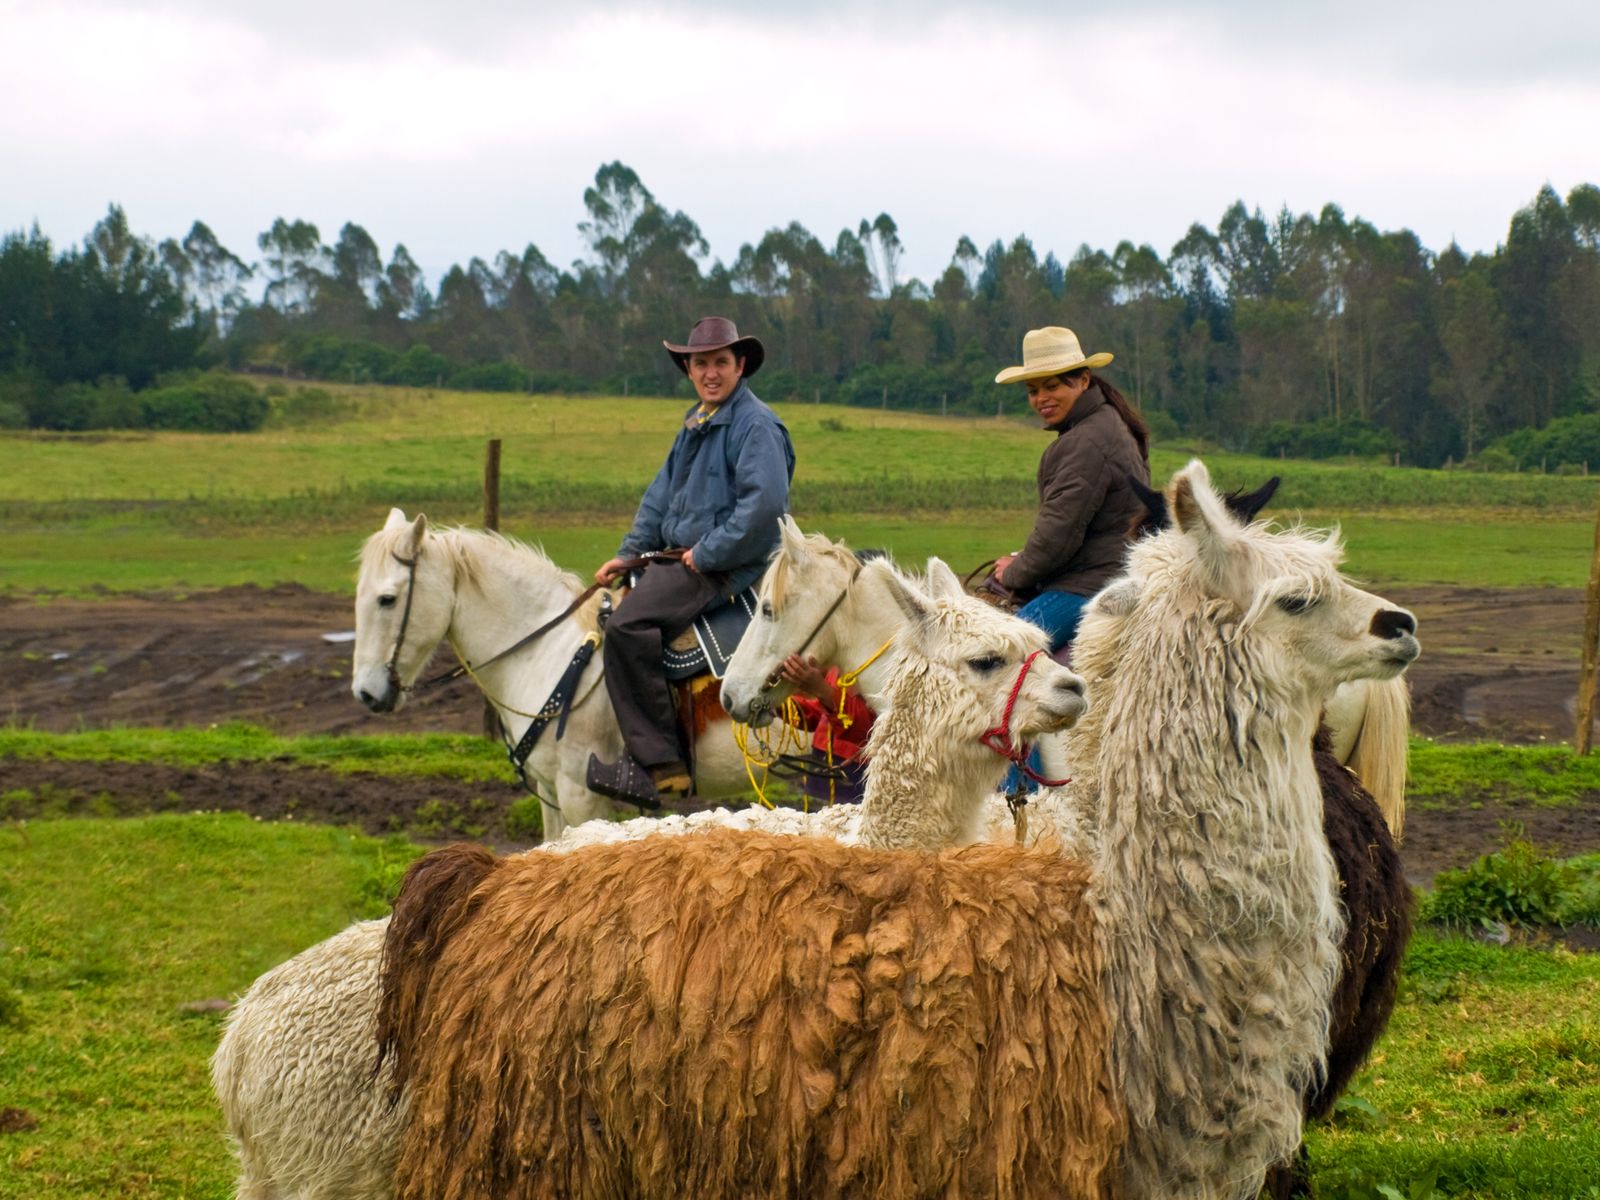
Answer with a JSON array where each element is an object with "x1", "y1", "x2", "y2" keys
[
  {"x1": 1, "y1": 815, "x2": 1596, "y2": 1199},
  {"x1": 2, "y1": 381, "x2": 1594, "y2": 594}
]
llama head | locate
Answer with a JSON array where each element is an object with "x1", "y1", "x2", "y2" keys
[
  {"x1": 352, "y1": 508, "x2": 456, "y2": 713},
  {"x1": 1112, "y1": 460, "x2": 1418, "y2": 706},
  {"x1": 721, "y1": 515, "x2": 862, "y2": 726},
  {"x1": 865, "y1": 558, "x2": 1088, "y2": 747}
]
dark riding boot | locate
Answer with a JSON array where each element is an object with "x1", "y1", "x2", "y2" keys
[{"x1": 585, "y1": 753, "x2": 692, "y2": 810}]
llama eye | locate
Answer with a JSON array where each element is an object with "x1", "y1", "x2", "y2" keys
[
  {"x1": 378, "y1": 594, "x2": 397, "y2": 609},
  {"x1": 1275, "y1": 595, "x2": 1318, "y2": 615},
  {"x1": 966, "y1": 654, "x2": 1005, "y2": 672}
]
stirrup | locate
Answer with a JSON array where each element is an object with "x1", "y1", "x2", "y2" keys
[{"x1": 585, "y1": 752, "x2": 662, "y2": 810}]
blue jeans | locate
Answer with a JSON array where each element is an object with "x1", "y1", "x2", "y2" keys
[
  {"x1": 1015, "y1": 589, "x2": 1090, "y2": 652},
  {"x1": 1003, "y1": 589, "x2": 1090, "y2": 793}
]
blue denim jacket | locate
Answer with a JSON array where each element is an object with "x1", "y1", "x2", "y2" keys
[{"x1": 617, "y1": 382, "x2": 795, "y2": 596}]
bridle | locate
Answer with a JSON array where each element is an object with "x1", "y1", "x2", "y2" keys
[
  {"x1": 379, "y1": 543, "x2": 608, "y2": 703},
  {"x1": 752, "y1": 561, "x2": 862, "y2": 713},
  {"x1": 383, "y1": 550, "x2": 423, "y2": 702},
  {"x1": 979, "y1": 649, "x2": 1070, "y2": 787}
]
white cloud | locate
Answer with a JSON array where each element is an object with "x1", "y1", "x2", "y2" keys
[{"x1": 1, "y1": 0, "x2": 1595, "y2": 289}]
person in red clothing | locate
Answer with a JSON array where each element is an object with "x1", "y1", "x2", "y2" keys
[{"x1": 778, "y1": 652, "x2": 877, "y2": 805}]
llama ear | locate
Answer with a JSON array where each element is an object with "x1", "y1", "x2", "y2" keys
[
  {"x1": 866, "y1": 558, "x2": 933, "y2": 627},
  {"x1": 924, "y1": 557, "x2": 966, "y2": 601},
  {"x1": 1092, "y1": 576, "x2": 1142, "y2": 617},
  {"x1": 384, "y1": 507, "x2": 410, "y2": 531},
  {"x1": 777, "y1": 514, "x2": 808, "y2": 560},
  {"x1": 1169, "y1": 460, "x2": 1241, "y2": 590}
]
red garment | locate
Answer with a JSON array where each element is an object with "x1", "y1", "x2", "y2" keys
[{"x1": 789, "y1": 667, "x2": 875, "y2": 762}]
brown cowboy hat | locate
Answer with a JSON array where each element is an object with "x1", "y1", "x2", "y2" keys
[{"x1": 663, "y1": 316, "x2": 765, "y2": 378}]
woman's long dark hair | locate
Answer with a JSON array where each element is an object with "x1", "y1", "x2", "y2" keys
[{"x1": 1065, "y1": 369, "x2": 1150, "y2": 460}]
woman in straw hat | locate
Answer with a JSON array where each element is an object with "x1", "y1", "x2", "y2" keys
[{"x1": 991, "y1": 326, "x2": 1151, "y2": 651}]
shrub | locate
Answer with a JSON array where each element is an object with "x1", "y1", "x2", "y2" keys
[
  {"x1": 139, "y1": 371, "x2": 268, "y2": 432},
  {"x1": 1247, "y1": 417, "x2": 1399, "y2": 460},
  {"x1": 1422, "y1": 835, "x2": 1575, "y2": 928},
  {"x1": 446, "y1": 360, "x2": 529, "y2": 393},
  {"x1": 504, "y1": 795, "x2": 543, "y2": 841}
]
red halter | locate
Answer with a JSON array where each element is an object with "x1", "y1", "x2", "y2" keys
[{"x1": 979, "y1": 649, "x2": 1072, "y2": 787}]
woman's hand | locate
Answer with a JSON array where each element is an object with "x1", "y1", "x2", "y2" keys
[
  {"x1": 993, "y1": 553, "x2": 1017, "y2": 584},
  {"x1": 779, "y1": 654, "x2": 835, "y2": 704}
]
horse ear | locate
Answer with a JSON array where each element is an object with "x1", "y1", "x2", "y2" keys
[
  {"x1": 1224, "y1": 476, "x2": 1281, "y2": 523},
  {"x1": 384, "y1": 507, "x2": 410, "y2": 531},
  {"x1": 865, "y1": 558, "x2": 933, "y2": 628},
  {"x1": 407, "y1": 513, "x2": 428, "y2": 556},
  {"x1": 777, "y1": 514, "x2": 808, "y2": 559},
  {"x1": 1169, "y1": 460, "x2": 1241, "y2": 589},
  {"x1": 1128, "y1": 474, "x2": 1168, "y2": 536},
  {"x1": 924, "y1": 557, "x2": 966, "y2": 601}
]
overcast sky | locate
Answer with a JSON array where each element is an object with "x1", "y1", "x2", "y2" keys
[{"x1": 4, "y1": 0, "x2": 1597, "y2": 290}]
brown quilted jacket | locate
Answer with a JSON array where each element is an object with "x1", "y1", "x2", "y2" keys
[{"x1": 1004, "y1": 386, "x2": 1151, "y2": 597}]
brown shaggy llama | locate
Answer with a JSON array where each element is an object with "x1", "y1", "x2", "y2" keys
[
  {"x1": 379, "y1": 461, "x2": 1420, "y2": 1200},
  {"x1": 379, "y1": 832, "x2": 1125, "y2": 1200}
]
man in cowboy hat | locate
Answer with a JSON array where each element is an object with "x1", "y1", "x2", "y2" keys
[{"x1": 587, "y1": 316, "x2": 795, "y2": 807}]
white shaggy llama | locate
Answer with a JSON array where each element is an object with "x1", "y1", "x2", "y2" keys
[
  {"x1": 1072, "y1": 460, "x2": 1418, "y2": 1196},
  {"x1": 212, "y1": 570, "x2": 1087, "y2": 1199},
  {"x1": 373, "y1": 459, "x2": 1421, "y2": 1200}
]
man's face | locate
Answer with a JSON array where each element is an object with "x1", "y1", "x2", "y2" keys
[{"x1": 688, "y1": 349, "x2": 743, "y2": 406}]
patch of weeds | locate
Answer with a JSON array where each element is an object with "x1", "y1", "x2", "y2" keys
[
  {"x1": 0, "y1": 980, "x2": 27, "y2": 1029},
  {"x1": 504, "y1": 795, "x2": 543, "y2": 841},
  {"x1": 1323, "y1": 1171, "x2": 1445, "y2": 1200},
  {"x1": 1422, "y1": 829, "x2": 1577, "y2": 929},
  {"x1": 1331, "y1": 1092, "x2": 1386, "y2": 1129},
  {"x1": 353, "y1": 835, "x2": 423, "y2": 919},
  {"x1": 0, "y1": 788, "x2": 35, "y2": 819},
  {"x1": 818, "y1": 416, "x2": 848, "y2": 432}
]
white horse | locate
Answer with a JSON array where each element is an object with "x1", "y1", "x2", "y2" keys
[
  {"x1": 722, "y1": 514, "x2": 1413, "y2": 834},
  {"x1": 350, "y1": 509, "x2": 805, "y2": 840}
]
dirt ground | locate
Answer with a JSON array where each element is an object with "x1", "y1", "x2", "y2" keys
[{"x1": 2, "y1": 582, "x2": 1598, "y2": 880}]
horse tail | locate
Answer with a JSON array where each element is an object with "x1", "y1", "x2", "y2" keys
[
  {"x1": 376, "y1": 843, "x2": 501, "y2": 1099},
  {"x1": 1344, "y1": 676, "x2": 1411, "y2": 842}
]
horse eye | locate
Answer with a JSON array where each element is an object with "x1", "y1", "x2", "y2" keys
[
  {"x1": 1276, "y1": 595, "x2": 1318, "y2": 615},
  {"x1": 966, "y1": 654, "x2": 1005, "y2": 672},
  {"x1": 760, "y1": 600, "x2": 774, "y2": 619},
  {"x1": 378, "y1": 594, "x2": 397, "y2": 609}
]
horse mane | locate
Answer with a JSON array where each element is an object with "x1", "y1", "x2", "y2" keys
[
  {"x1": 765, "y1": 528, "x2": 865, "y2": 611},
  {"x1": 359, "y1": 521, "x2": 601, "y2": 637}
]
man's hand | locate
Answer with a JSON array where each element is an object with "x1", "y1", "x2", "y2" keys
[
  {"x1": 779, "y1": 654, "x2": 836, "y2": 705},
  {"x1": 682, "y1": 546, "x2": 698, "y2": 572},
  {"x1": 595, "y1": 557, "x2": 629, "y2": 585},
  {"x1": 993, "y1": 553, "x2": 1018, "y2": 584}
]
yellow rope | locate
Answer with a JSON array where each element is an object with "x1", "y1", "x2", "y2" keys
[
  {"x1": 833, "y1": 638, "x2": 895, "y2": 730},
  {"x1": 732, "y1": 697, "x2": 810, "y2": 810}
]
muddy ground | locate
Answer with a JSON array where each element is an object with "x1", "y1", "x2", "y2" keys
[{"x1": 2, "y1": 582, "x2": 1597, "y2": 881}]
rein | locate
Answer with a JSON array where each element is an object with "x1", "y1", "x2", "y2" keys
[
  {"x1": 979, "y1": 649, "x2": 1071, "y2": 787},
  {"x1": 383, "y1": 551, "x2": 422, "y2": 700}
]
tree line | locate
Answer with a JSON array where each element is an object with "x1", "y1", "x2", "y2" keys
[{"x1": 3, "y1": 162, "x2": 1598, "y2": 467}]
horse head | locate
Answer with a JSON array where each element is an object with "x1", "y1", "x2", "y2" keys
[
  {"x1": 351, "y1": 508, "x2": 458, "y2": 713},
  {"x1": 721, "y1": 515, "x2": 864, "y2": 727}
]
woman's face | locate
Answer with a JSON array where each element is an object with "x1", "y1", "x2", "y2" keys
[{"x1": 1025, "y1": 373, "x2": 1090, "y2": 426}]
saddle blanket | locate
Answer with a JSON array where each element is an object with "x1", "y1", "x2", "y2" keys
[{"x1": 662, "y1": 587, "x2": 758, "y2": 681}]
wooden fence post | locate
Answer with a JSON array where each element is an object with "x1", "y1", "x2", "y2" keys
[
  {"x1": 482, "y1": 438, "x2": 503, "y2": 740},
  {"x1": 1576, "y1": 492, "x2": 1600, "y2": 752}
]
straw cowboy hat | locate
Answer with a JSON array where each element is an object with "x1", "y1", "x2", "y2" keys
[
  {"x1": 994, "y1": 326, "x2": 1113, "y2": 385},
  {"x1": 663, "y1": 316, "x2": 765, "y2": 378}
]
